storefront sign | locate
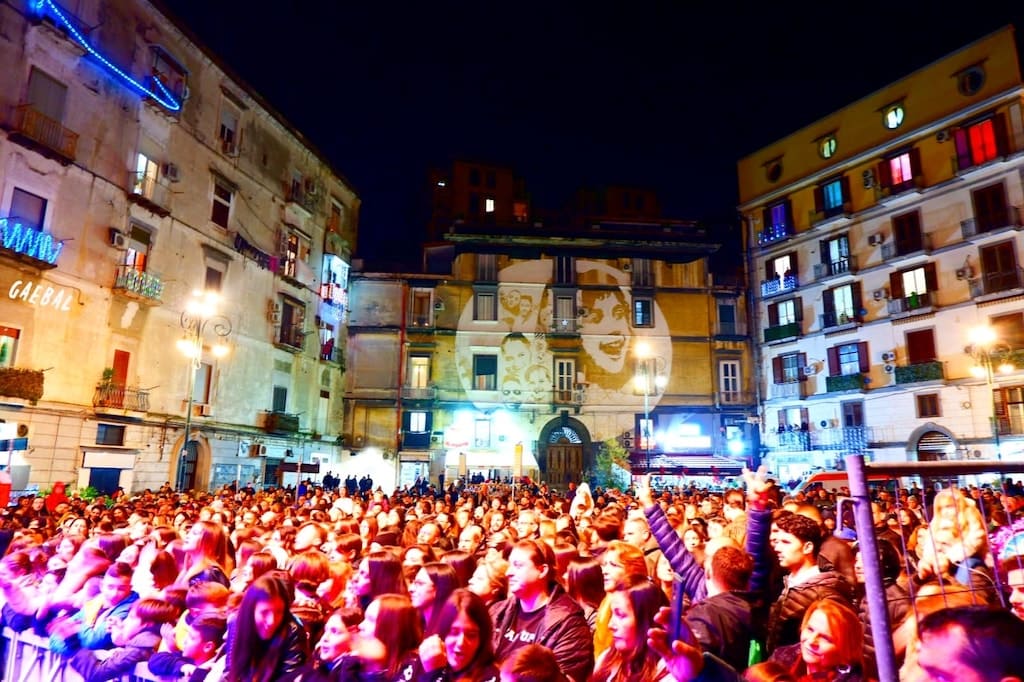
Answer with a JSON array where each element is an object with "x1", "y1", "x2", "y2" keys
[{"x1": 9, "y1": 279, "x2": 72, "y2": 311}]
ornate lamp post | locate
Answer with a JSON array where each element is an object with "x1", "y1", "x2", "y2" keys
[
  {"x1": 967, "y1": 325, "x2": 1014, "y2": 462},
  {"x1": 176, "y1": 290, "x2": 232, "y2": 491},
  {"x1": 634, "y1": 341, "x2": 667, "y2": 474}
]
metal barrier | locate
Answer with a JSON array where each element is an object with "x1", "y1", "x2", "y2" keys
[
  {"x1": 846, "y1": 456, "x2": 1024, "y2": 682},
  {"x1": 1, "y1": 627, "x2": 161, "y2": 682}
]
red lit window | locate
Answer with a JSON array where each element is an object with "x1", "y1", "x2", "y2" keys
[
  {"x1": 889, "y1": 153, "x2": 913, "y2": 185},
  {"x1": 955, "y1": 116, "x2": 1006, "y2": 170}
]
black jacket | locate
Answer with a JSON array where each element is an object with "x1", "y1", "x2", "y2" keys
[
  {"x1": 686, "y1": 590, "x2": 763, "y2": 673},
  {"x1": 766, "y1": 569, "x2": 853, "y2": 652}
]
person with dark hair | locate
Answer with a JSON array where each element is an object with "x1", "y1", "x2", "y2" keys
[
  {"x1": 223, "y1": 573, "x2": 306, "y2": 682},
  {"x1": 916, "y1": 606, "x2": 1024, "y2": 682},
  {"x1": 48, "y1": 560, "x2": 139, "y2": 654},
  {"x1": 499, "y1": 643, "x2": 567, "y2": 682},
  {"x1": 765, "y1": 512, "x2": 852, "y2": 652},
  {"x1": 411, "y1": 562, "x2": 461, "y2": 636},
  {"x1": 70, "y1": 597, "x2": 180, "y2": 682},
  {"x1": 148, "y1": 614, "x2": 228, "y2": 681},
  {"x1": 489, "y1": 539, "x2": 593, "y2": 682},
  {"x1": 418, "y1": 589, "x2": 498, "y2": 682},
  {"x1": 359, "y1": 593, "x2": 424, "y2": 681},
  {"x1": 592, "y1": 580, "x2": 670, "y2": 681}
]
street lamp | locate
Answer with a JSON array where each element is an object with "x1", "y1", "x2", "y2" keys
[
  {"x1": 967, "y1": 325, "x2": 1014, "y2": 462},
  {"x1": 634, "y1": 341, "x2": 667, "y2": 474},
  {"x1": 176, "y1": 290, "x2": 232, "y2": 491}
]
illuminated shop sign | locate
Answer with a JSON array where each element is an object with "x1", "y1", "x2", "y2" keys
[
  {"x1": 9, "y1": 279, "x2": 73, "y2": 312},
  {"x1": 0, "y1": 218, "x2": 63, "y2": 265}
]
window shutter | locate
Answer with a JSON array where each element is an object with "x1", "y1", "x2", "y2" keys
[
  {"x1": 772, "y1": 356, "x2": 783, "y2": 384},
  {"x1": 954, "y1": 129, "x2": 972, "y2": 170},
  {"x1": 909, "y1": 147, "x2": 922, "y2": 179},
  {"x1": 823, "y1": 289, "x2": 835, "y2": 314},
  {"x1": 994, "y1": 388, "x2": 1009, "y2": 434},
  {"x1": 766, "y1": 260, "x2": 775, "y2": 280},
  {"x1": 827, "y1": 346, "x2": 840, "y2": 376},
  {"x1": 889, "y1": 271, "x2": 905, "y2": 299},
  {"x1": 799, "y1": 407, "x2": 810, "y2": 426},
  {"x1": 840, "y1": 175, "x2": 851, "y2": 205},
  {"x1": 794, "y1": 296, "x2": 804, "y2": 322},
  {"x1": 762, "y1": 206, "x2": 771, "y2": 233},
  {"x1": 402, "y1": 411, "x2": 411, "y2": 430},
  {"x1": 877, "y1": 160, "x2": 892, "y2": 188},
  {"x1": 994, "y1": 113, "x2": 1010, "y2": 157},
  {"x1": 852, "y1": 282, "x2": 864, "y2": 317},
  {"x1": 813, "y1": 186, "x2": 824, "y2": 213},
  {"x1": 424, "y1": 412, "x2": 433, "y2": 433},
  {"x1": 767, "y1": 303, "x2": 779, "y2": 327},
  {"x1": 789, "y1": 252, "x2": 798, "y2": 278},
  {"x1": 798, "y1": 353, "x2": 808, "y2": 382},
  {"x1": 819, "y1": 240, "x2": 829, "y2": 265},
  {"x1": 923, "y1": 262, "x2": 938, "y2": 292},
  {"x1": 784, "y1": 200, "x2": 794, "y2": 231},
  {"x1": 857, "y1": 341, "x2": 870, "y2": 373}
]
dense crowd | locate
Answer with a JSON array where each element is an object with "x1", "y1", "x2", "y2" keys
[{"x1": 0, "y1": 471, "x2": 1022, "y2": 682}]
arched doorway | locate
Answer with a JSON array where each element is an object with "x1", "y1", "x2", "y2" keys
[
  {"x1": 538, "y1": 416, "x2": 592, "y2": 488},
  {"x1": 908, "y1": 423, "x2": 959, "y2": 491}
]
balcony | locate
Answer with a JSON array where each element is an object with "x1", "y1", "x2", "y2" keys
[
  {"x1": 969, "y1": 267, "x2": 1024, "y2": 301},
  {"x1": 770, "y1": 381, "x2": 807, "y2": 400},
  {"x1": 894, "y1": 360, "x2": 944, "y2": 385},
  {"x1": 887, "y1": 291, "x2": 934, "y2": 317},
  {"x1": 402, "y1": 431, "x2": 431, "y2": 449},
  {"x1": 93, "y1": 383, "x2": 150, "y2": 412},
  {"x1": 0, "y1": 367, "x2": 44, "y2": 405},
  {"x1": 113, "y1": 265, "x2": 163, "y2": 304},
  {"x1": 813, "y1": 256, "x2": 858, "y2": 282},
  {"x1": 881, "y1": 233, "x2": 932, "y2": 261},
  {"x1": 319, "y1": 341, "x2": 343, "y2": 366},
  {"x1": 761, "y1": 273, "x2": 798, "y2": 298},
  {"x1": 960, "y1": 206, "x2": 1022, "y2": 240},
  {"x1": 408, "y1": 315, "x2": 434, "y2": 329},
  {"x1": 286, "y1": 185, "x2": 319, "y2": 216},
  {"x1": 825, "y1": 373, "x2": 865, "y2": 393},
  {"x1": 764, "y1": 321, "x2": 801, "y2": 343},
  {"x1": 265, "y1": 411, "x2": 300, "y2": 434},
  {"x1": 718, "y1": 390, "x2": 754, "y2": 405},
  {"x1": 551, "y1": 317, "x2": 578, "y2": 333},
  {"x1": 9, "y1": 104, "x2": 78, "y2": 163},
  {"x1": 808, "y1": 202, "x2": 852, "y2": 226},
  {"x1": 757, "y1": 223, "x2": 794, "y2": 247},
  {"x1": 820, "y1": 311, "x2": 859, "y2": 331},
  {"x1": 402, "y1": 386, "x2": 437, "y2": 400},
  {"x1": 128, "y1": 171, "x2": 172, "y2": 216}
]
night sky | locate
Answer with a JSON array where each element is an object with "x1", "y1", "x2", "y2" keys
[{"x1": 161, "y1": 1, "x2": 1024, "y2": 267}]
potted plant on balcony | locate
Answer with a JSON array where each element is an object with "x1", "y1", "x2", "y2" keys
[{"x1": 0, "y1": 367, "x2": 45, "y2": 404}]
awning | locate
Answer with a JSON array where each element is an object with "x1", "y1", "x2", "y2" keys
[{"x1": 631, "y1": 453, "x2": 745, "y2": 476}]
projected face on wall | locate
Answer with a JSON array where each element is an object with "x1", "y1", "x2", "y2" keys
[{"x1": 455, "y1": 259, "x2": 671, "y2": 410}]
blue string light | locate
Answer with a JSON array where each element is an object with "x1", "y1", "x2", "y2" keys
[
  {"x1": 0, "y1": 218, "x2": 64, "y2": 265},
  {"x1": 31, "y1": 0, "x2": 182, "y2": 112}
]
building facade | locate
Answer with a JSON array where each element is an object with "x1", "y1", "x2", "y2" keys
[
  {"x1": 0, "y1": 0, "x2": 358, "y2": 493},
  {"x1": 346, "y1": 161, "x2": 756, "y2": 491},
  {"x1": 739, "y1": 27, "x2": 1024, "y2": 482}
]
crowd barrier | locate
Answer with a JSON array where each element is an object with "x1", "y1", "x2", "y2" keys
[{"x1": 1, "y1": 627, "x2": 161, "y2": 682}]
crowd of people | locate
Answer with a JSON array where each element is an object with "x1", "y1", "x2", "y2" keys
[{"x1": 0, "y1": 470, "x2": 1021, "y2": 682}]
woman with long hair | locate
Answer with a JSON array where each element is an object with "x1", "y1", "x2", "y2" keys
[
  {"x1": 223, "y1": 573, "x2": 306, "y2": 682},
  {"x1": 767, "y1": 599, "x2": 865, "y2": 682},
  {"x1": 591, "y1": 580, "x2": 669, "y2": 682},
  {"x1": 409, "y1": 562, "x2": 460, "y2": 636},
  {"x1": 441, "y1": 550, "x2": 477, "y2": 587},
  {"x1": 593, "y1": 540, "x2": 648, "y2": 657},
  {"x1": 177, "y1": 520, "x2": 230, "y2": 588},
  {"x1": 565, "y1": 556, "x2": 605, "y2": 630},
  {"x1": 350, "y1": 550, "x2": 407, "y2": 610},
  {"x1": 467, "y1": 554, "x2": 508, "y2": 606},
  {"x1": 290, "y1": 550, "x2": 332, "y2": 645},
  {"x1": 419, "y1": 589, "x2": 498, "y2": 682},
  {"x1": 359, "y1": 593, "x2": 423, "y2": 681}
]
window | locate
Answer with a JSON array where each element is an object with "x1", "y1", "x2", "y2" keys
[
  {"x1": 408, "y1": 411, "x2": 428, "y2": 432},
  {"x1": 772, "y1": 352, "x2": 806, "y2": 384},
  {"x1": 877, "y1": 149, "x2": 921, "y2": 195},
  {"x1": 278, "y1": 296, "x2": 306, "y2": 348},
  {"x1": 211, "y1": 177, "x2": 233, "y2": 228},
  {"x1": 477, "y1": 254, "x2": 497, "y2": 281},
  {"x1": 203, "y1": 249, "x2": 228, "y2": 292},
  {"x1": 485, "y1": 197, "x2": 495, "y2": 213},
  {"x1": 96, "y1": 424, "x2": 125, "y2": 446},
  {"x1": 916, "y1": 394, "x2": 940, "y2": 418},
  {"x1": 554, "y1": 358, "x2": 575, "y2": 403},
  {"x1": 474, "y1": 419, "x2": 491, "y2": 447},
  {"x1": 631, "y1": 258, "x2": 653, "y2": 287},
  {"x1": 9, "y1": 188, "x2": 47, "y2": 228},
  {"x1": 0, "y1": 327, "x2": 20, "y2": 368},
  {"x1": 954, "y1": 116, "x2": 1006, "y2": 170},
  {"x1": 760, "y1": 200, "x2": 792, "y2": 243},
  {"x1": 820, "y1": 235, "x2": 851, "y2": 276},
  {"x1": 218, "y1": 99, "x2": 240, "y2": 153},
  {"x1": 957, "y1": 65, "x2": 986, "y2": 96},
  {"x1": 26, "y1": 67, "x2": 67, "y2": 123},
  {"x1": 328, "y1": 199, "x2": 345, "y2": 233},
  {"x1": 971, "y1": 182, "x2": 1011, "y2": 233},
  {"x1": 555, "y1": 256, "x2": 575, "y2": 285},
  {"x1": 991, "y1": 313, "x2": 1024, "y2": 350},
  {"x1": 826, "y1": 341, "x2": 868, "y2": 378},
  {"x1": 193, "y1": 361, "x2": 213, "y2": 404},
  {"x1": 836, "y1": 343, "x2": 861, "y2": 375},
  {"x1": 883, "y1": 104, "x2": 904, "y2": 130},
  {"x1": 272, "y1": 385, "x2": 287, "y2": 412},
  {"x1": 469, "y1": 168, "x2": 480, "y2": 186},
  {"x1": 818, "y1": 135, "x2": 836, "y2": 159},
  {"x1": 980, "y1": 241, "x2": 1019, "y2": 293},
  {"x1": 409, "y1": 356, "x2": 430, "y2": 388},
  {"x1": 151, "y1": 46, "x2": 187, "y2": 100},
  {"x1": 513, "y1": 201, "x2": 528, "y2": 222},
  {"x1": 767, "y1": 297, "x2": 801, "y2": 330},
  {"x1": 410, "y1": 289, "x2": 433, "y2": 326},
  {"x1": 473, "y1": 355, "x2": 497, "y2": 390},
  {"x1": 632, "y1": 297, "x2": 653, "y2": 327},
  {"x1": 718, "y1": 302, "x2": 738, "y2": 335},
  {"x1": 823, "y1": 282, "x2": 859, "y2": 326},
  {"x1": 814, "y1": 177, "x2": 849, "y2": 218},
  {"x1": 841, "y1": 400, "x2": 864, "y2": 427},
  {"x1": 720, "y1": 359, "x2": 741, "y2": 403},
  {"x1": 888, "y1": 263, "x2": 937, "y2": 309},
  {"x1": 892, "y1": 210, "x2": 924, "y2": 255},
  {"x1": 123, "y1": 224, "x2": 152, "y2": 272},
  {"x1": 132, "y1": 152, "x2": 161, "y2": 201},
  {"x1": 906, "y1": 328, "x2": 937, "y2": 364},
  {"x1": 474, "y1": 291, "x2": 497, "y2": 321},
  {"x1": 553, "y1": 295, "x2": 575, "y2": 330},
  {"x1": 280, "y1": 229, "x2": 311, "y2": 281}
]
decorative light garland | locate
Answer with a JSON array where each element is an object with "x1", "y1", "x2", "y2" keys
[
  {"x1": 30, "y1": 0, "x2": 182, "y2": 112},
  {"x1": 0, "y1": 218, "x2": 63, "y2": 265}
]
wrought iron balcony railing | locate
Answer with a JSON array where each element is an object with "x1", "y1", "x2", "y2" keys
[
  {"x1": 11, "y1": 104, "x2": 78, "y2": 161},
  {"x1": 113, "y1": 265, "x2": 163, "y2": 303},
  {"x1": 93, "y1": 383, "x2": 150, "y2": 411}
]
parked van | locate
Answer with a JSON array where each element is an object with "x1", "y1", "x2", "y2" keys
[{"x1": 794, "y1": 471, "x2": 895, "y2": 495}]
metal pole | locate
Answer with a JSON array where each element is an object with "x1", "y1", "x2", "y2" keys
[
  {"x1": 178, "y1": 340, "x2": 197, "y2": 492},
  {"x1": 644, "y1": 374, "x2": 651, "y2": 474},
  {"x1": 988, "y1": 356, "x2": 1003, "y2": 462},
  {"x1": 845, "y1": 453, "x2": 897, "y2": 682}
]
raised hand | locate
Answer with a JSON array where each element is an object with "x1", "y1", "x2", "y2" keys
[
  {"x1": 636, "y1": 474, "x2": 655, "y2": 508},
  {"x1": 742, "y1": 465, "x2": 772, "y2": 511},
  {"x1": 647, "y1": 606, "x2": 706, "y2": 681}
]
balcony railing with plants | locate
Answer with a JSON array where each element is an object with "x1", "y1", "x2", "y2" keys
[
  {"x1": 969, "y1": 267, "x2": 1024, "y2": 299},
  {"x1": 113, "y1": 264, "x2": 163, "y2": 303},
  {"x1": 0, "y1": 368, "x2": 44, "y2": 404},
  {"x1": 764, "y1": 321, "x2": 800, "y2": 343},
  {"x1": 887, "y1": 291, "x2": 933, "y2": 315},
  {"x1": 825, "y1": 373, "x2": 864, "y2": 392},
  {"x1": 761, "y1": 273, "x2": 798, "y2": 297},
  {"x1": 820, "y1": 311, "x2": 858, "y2": 329},
  {"x1": 894, "y1": 360, "x2": 944, "y2": 385},
  {"x1": 757, "y1": 223, "x2": 794, "y2": 247},
  {"x1": 960, "y1": 205, "x2": 1022, "y2": 239},
  {"x1": 93, "y1": 383, "x2": 150, "y2": 411},
  {"x1": 11, "y1": 104, "x2": 78, "y2": 162}
]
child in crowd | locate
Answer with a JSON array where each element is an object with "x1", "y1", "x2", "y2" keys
[
  {"x1": 149, "y1": 615, "x2": 228, "y2": 682},
  {"x1": 162, "y1": 580, "x2": 231, "y2": 653},
  {"x1": 48, "y1": 561, "x2": 138, "y2": 655},
  {"x1": 70, "y1": 597, "x2": 180, "y2": 682}
]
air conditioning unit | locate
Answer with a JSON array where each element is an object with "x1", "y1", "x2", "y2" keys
[
  {"x1": 163, "y1": 163, "x2": 181, "y2": 182},
  {"x1": 108, "y1": 227, "x2": 128, "y2": 249},
  {"x1": 862, "y1": 168, "x2": 876, "y2": 189},
  {"x1": 430, "y1": 434, "x2": 441, "y2": 445},
  {"x1": 868, "y1": 233, "x2": 884, "y2": 246},
  {"x1": 433, "y1": 300, "x2": 445, "y2": 311},
  {"x1": 802, "y1": 365, "x2": 816, "y2": 376},
  {"x1": 577, "y1": 307, "x2": 589, "y2": 318},
  {"x1": 250, "y1": 443, "x2": 267, "y2": 457},
  {"x1": 955, "y1": 266, "x2": 975, "y2": 280},
  {"x1": 883, "y1": 363, "x2": 896, "y2": 374},
  {"x1": 882, "y1": 351, "x2": 896, "y2": 362},
  {"x1": 872, "y1": 287, "x2": 889, "y2": 301},
  {"x1": 936, "y1": 129, "x2": 951, "y2": 143},
  {"x1": 197, "y1": 404, "x2": 213, "y2": 416}
]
